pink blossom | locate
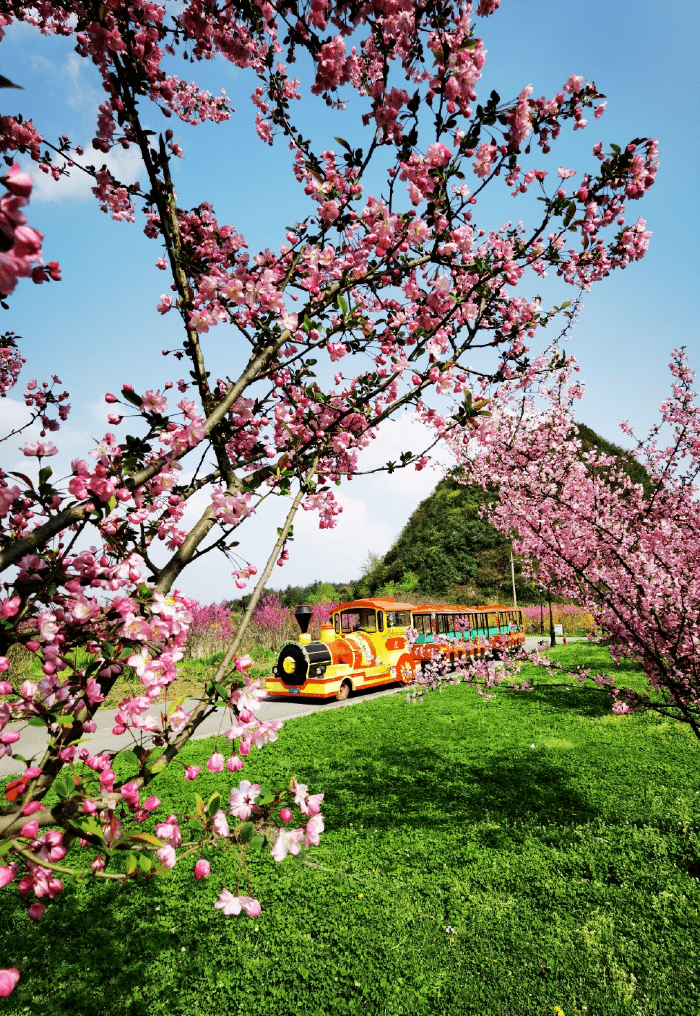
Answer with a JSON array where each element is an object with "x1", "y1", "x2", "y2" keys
[
  {"x1": 270, "y1": 826, "x2": 305, "y2": 862},
  {"x1": 214, "y1": 888, "x2": 261, "y2": 917},
  {"x1": 230, "y1": 780, "x2": 261, "y2": 821},
  {"x1": 212, "y1": 810, "x2": 230, "y2": 837},
  {"x1": 0, "y1": 864, "x2": 17, "y2": 888},
  {"x1": 563, "y1": 74, "x2": 584, "y2": 94},
  {"x1": 0, "y1": 969, "x2": 20, "y2": 997},
  {"x1": 184, "y1": 765, "x2": 201, "y2": 781},
  {"x1": 305, "y1": 812, "x2": 324, "y2": 849},
  {"x1": 207, "y1": 751, "x2": 224, "y2": 772},
  {"x1": 20, "y1": 820, "x2": 39, "y2": 840},
  {"x1": 226, "y1": 755, "x2": 244, "y2": 772},
  {"x1": 120, "y1": 782, "x2": 140, "y2": 807},
  {"x1": 279, "y1": 807, "x2": 293, "y2": 824},
  {"x1": 21, "y1": 440, "x2": 58, "y2": 457},
  {"x1": 156, "y1": 844, "x2": 177, "y2": 868},
  {"x1": 194, "y1": 858, "x2": 211, "y2": 880},
  {"x1": 28, "y1": 901, "x2": 45, "y2": 920},
  {"x1": 143, "y1": 796, "x2": 161, "y2": 812},
  {"x1": 21, "y1": 801, "x2": 44, "y2": 816}
]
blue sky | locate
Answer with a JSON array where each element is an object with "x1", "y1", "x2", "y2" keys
[{"x1": 1, "y1": 1, "x2": 698, "y2": 601}]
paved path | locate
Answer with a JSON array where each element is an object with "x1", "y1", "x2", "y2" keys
[{"x1": 0, "y1": 635, "x2": 586, "y2": 777}]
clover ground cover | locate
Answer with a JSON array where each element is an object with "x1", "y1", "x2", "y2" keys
[{"x1": 2, "y1": 645, "x2": 700, "y2": 1015}]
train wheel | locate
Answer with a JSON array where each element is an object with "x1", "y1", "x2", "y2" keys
[{"x1": 336, "y1": 679, "x2": 352, "y2": 702}]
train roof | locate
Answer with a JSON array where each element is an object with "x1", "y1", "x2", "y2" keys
[
  {"x1": 412, "y1": 603, "x2": 517, "y2": 613},
  {"x1": 333, "y1": 598, "x2": 417, "y2": 613}
]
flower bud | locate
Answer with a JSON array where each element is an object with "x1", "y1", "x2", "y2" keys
[
  {"x1": 194, "y1": 858, "x2": 211, "y2": 880},
  {"x1": 279, "y1": 808, "x2": 293, "y2": 824}
]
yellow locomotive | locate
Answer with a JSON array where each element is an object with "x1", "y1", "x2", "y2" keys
[{"x1": 266, "y1": 598, "x2": 524, "y2": 700}]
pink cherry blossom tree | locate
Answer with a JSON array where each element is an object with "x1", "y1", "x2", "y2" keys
[
  {"x1": 0, "y1": 0, "x2": 659, "y2": 990},
  {"x1": 443, "y1": 349, "x2": 700, "y2": 737}
]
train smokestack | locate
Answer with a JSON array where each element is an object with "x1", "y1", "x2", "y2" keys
[{"x1": 294, "y1": 604, "x2": 313, "y2": 635}]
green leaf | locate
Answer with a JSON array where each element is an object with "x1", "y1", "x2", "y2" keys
[
  {"x1": 125, "y1": 853, "x2": 137, "y2": 875},
  {"x1": 38, "y1": 466, "x2": 53, "y2": 485},
  {"x1": 118, "y1": 750, "x2": 139, "y2": 767},
  {"x1": 563, "y1": 202, "x2": 576, "y2": 227},
  {"x1": 53, "y1": 775, "x2": 74, "y2": 799},
  {"x1": 214, "y1": 683, "x2": 229, "y2": 702},
  {"x1": 121, "y1": 388, "x2": 142, "y2": 407},
  {"x1": 333, "y1": 137, "x2": 352, "y2": 153},
  {"x1": 27, "y1": 716, "x2": 46, "y2": 727},
  {"x1": 0, "y1": 842, "x2": 15, "y2": 858},
  {"x1": 207, "y1": 793, "x2": 222, "y2": 818},
  {"x1": 336, "y1": 294, "x2": 348, "y2": 314},
  {"x1": 139, "y1": 854, "x2": 153, "y2": 873},
  {"x1": 250, "y1": 835, "x2": 267, "y2": 851},
  {"x1": 239, "y1": 821, "x2": 255, "y2": 844},
  {"x1": 188, "y1": 818, "x2": 204, "y2": 833},
  {"x1": 195, "y1": 794, "x2": 206, "y2": 821}
]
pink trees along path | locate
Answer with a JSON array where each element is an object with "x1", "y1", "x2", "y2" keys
[
  {"x1": 443, "y1": 350, "x2": 700, "y2": 737},
  {"x1": 0, "y1": 0, "x2": 658, "y2": 984}
]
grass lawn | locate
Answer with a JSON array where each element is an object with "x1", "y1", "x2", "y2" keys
[{"x1": 2, "y1": 645, "x2": 700, "y2": 1015}]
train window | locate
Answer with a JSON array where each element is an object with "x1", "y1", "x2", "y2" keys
[
  {"x1": 413, "y1": 613, "x2": 432, "y2": 635},
  {"x1": 334, "y1": 613, "x2": 340, "y2": 634},
  {"x1": 378, "y1": 612, "x2": 384, "y2": 632},
  {"x1": 436, "y1": 614, "x2": 452, "y2": 635},
  {"x1": 387, "y1": 610, "x2": 411, "y2": 627},
  {"x1": 341, "y1": 609, "x2": 377, "y2": 633}
]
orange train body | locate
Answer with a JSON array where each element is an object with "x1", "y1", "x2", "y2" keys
[{"x1": 265, "y1": 598, "x2": 525, "y2": 701}]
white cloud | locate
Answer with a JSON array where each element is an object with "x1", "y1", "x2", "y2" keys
[{"x1": 25, "y1": 143, "x2": 144, "y2": 205}]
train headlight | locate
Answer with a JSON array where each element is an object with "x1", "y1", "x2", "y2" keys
[
  {"x1": 283, "y1": 657, "x2": 296, "y2": 674},
  {"x1": 315, "y1": 666, "x2": 325, "y2": 675},
  {"x1": 272, "y1": 666, "x2": 278, "y2": 675}
]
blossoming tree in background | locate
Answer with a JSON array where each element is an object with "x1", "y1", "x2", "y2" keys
[
  {"x1": 0, "y1": 0, "x2": 658, "y2": 993},
  {"x1": 443, "y1": 349, "x2": 700, "y2": 738}
]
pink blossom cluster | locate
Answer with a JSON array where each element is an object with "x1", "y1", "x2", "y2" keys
[
  {"x1": 302, "y1": 489, "x2": 343, "y2": 529},
  {"x1": 0, "y1": 331, "x2": 24, "y2": 398},
  {"x1": 443, "y1": 350, "x2": 700, "y2": 730},
  {"x1": 187, "y1": 601, "x2": 237, "y2": 640},
  {"x1": 251, "y1": 593, "x2": 292, "y2": 635},
  {"x1": 0, "y1": 165, "x2": 59, "y2": 296}
]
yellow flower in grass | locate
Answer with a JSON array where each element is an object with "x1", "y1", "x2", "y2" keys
[{"x1": 554, "y1": 1007, "x2": 566, "y2": 1016}]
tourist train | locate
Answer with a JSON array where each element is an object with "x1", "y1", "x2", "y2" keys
[{"x1": 266, "y1": 598, "x2": 525, "y2": 701}]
